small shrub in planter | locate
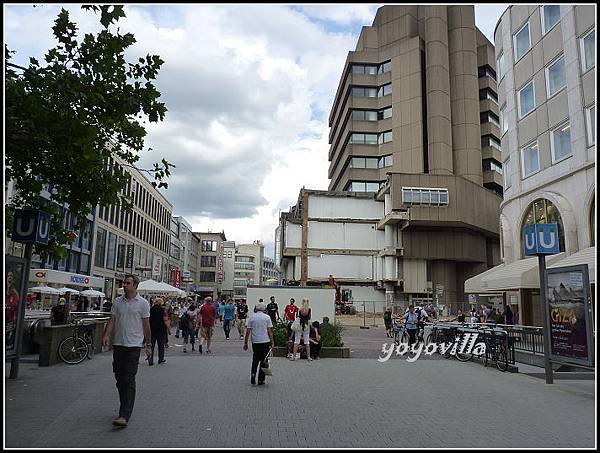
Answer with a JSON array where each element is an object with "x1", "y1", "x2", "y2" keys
[{"x1": 320, "y1": 321, "x2": 344, "y2": 347}]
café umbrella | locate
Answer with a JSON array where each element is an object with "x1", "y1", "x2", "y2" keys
[
  {"x1": 56, "y1": 287, "x2": 80, "y2": 295},
  {"x1": 80, "y1": 289, "x2": 106, "y2": 298},
  {"x1": 29, "y1": 286, "x2": 61, "y2": 295}
]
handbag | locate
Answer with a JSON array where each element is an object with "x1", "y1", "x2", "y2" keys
[
  {"x1": 291, "y1": 318, "x2": 301, "y2": 332},
  {"x1": 260, "y1": 349, "x2": 273, "y2": 376}
]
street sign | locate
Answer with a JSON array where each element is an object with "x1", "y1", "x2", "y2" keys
[
  {"x1": 523, "y1": 223, "x2": 560, "y2": 256},
  {"x1": 11, "y1": 209, "x2": 51, "y2": 244}
]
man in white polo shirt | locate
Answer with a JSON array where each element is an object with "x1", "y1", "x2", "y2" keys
[
  {"x1": 102, "y1": 274, "x2": 151, "y2": 427},
  {"x1": 243, "y1": 303, "x2": 274, "y2": 386}
]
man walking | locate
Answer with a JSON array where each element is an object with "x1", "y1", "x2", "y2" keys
[
  {"x1": 266, "y1": 295, "x2": 280, "y2": 324},
  {"x1": 102, "y1": 274, "x2": 151, "y2": 427},
  {"x1": 199, "y1": 296, "x2": 217, "y2": 354},
  {"x1": 244, "y1": 303, "x2": 274, "y2": 386},
  {"x1": 235, "y1": 299, "x2": 249, "y2": 340},
  {"x1": 223, "y1": 298, "x2": 236, "y2": 340}
]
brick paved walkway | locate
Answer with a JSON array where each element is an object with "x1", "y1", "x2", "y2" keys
[{"x1": 5, "y1": 326, "x2": 596, "y2": 448}]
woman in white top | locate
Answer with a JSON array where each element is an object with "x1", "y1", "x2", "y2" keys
[{"x1": 291, "y1": 298, "x2": 312, "y2": 361}]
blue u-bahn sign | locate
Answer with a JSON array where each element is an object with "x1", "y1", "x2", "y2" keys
[
  {"x1": 523, "y1": 223, "x2": 560, "y2": 256},
  {"x1": 11, "y1": 209, "x2": 52, "y2": 245}
]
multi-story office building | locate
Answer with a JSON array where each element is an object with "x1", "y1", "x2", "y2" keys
[
  {"x1": 325, "y1": 5, "x2": 503, "y2": 307},
  {"x1": 233, "y1": 242, "x2": 264, "y2": 300},
  {"x1": 466, "y1": 5, "x2": 596, "y2": 326},
  {"x1": 262, "y1": 256, "x2": 280, "y2": 285},
  {"x1": 169, "y1": 216, "x2": 194, "y2": 290},
  {"x1": 221, "y1": 241, "x2": 236, "y2": 298},
  {"x1": 194, "y1": 231, "x2": 227, "y2": 300},
  {"x1": 92, "y1": 156, "x2": 173, "y2": 300}
]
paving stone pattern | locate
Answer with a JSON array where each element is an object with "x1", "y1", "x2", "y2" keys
[{"x1": 5, "y1": 325, "x2": 595, "y2": 448}]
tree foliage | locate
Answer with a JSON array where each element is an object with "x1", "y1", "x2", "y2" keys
[{"x1": 5, "y1": 5, "x2": 175, "y2": 261}]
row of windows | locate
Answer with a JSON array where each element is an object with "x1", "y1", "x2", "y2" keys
[
  {"x1": 235, "y1": 256, "x2": 255, "y2": 263},
  {"x1": 504, "y1": 106, "x2": 595, "y2": 189},
  {"x1": 235, "y1": 262, "x2": 255, "y2": 270},
  {"x1": 94, "y1": 227, "x2": 159, "y2": 271},
  {"x1": 199, "y1": 271, "x2": 216, "y2": 282},
  {"x1": 33, "y1": 250, "x2": 92, "y2": 276},
  {"x1": 401, "y1": 188, "x2": 449, "y2": 206},
  {"x1": 348, "y1": 155, "x2": 393, "y2": 169},
  {"x1": 131, "y1": 178, "x2": 170, "y2": 230},
  {"x1": 348, "y1": 131, "x2": 393, "y2": 146},
  {"x1": 350, "y1": 60, "x2": 391, "y2": 75},
  {"x1": 351, "y1": 83, "x2": 392, "y2": 98},
  {"x1": 498, "y1": 10, "x2": 594, "y2": 79},
  {"x1": 351, "y1": 107, "x2": 392, "y2": 121}
]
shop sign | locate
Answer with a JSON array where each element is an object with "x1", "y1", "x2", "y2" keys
[{"x1": 126, "y1": 245, "x2": 135, "y2": 268}]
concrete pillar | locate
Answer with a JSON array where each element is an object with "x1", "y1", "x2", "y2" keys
[
  {"x1": 448, "y1": 5, "x2": 483, "y2": 185},
  {"x1": 422, "y1": 5, "x2": 454, "y2": 175}
]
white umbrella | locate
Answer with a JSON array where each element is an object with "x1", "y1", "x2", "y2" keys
[
  {"x1": 56, "y1": 287, "x2": 80, "y2": 295},
  {"x1": 80, "y1": 289, "x2": 106, "y2": 298},
  {"x1": 137, "y1": 280, "x2": 186, "y2": 296},
  {"x1": 29, "y1": 286, "x2": 61, "y2": 295}
]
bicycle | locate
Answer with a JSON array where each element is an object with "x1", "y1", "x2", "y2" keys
[
  {"x1": 474, "y1": 327, "x2": 509, "y2": 371},
  {"x1": 392, "y1": 319, "x2": 408, "y2": 346},
  {"x1": 58, "y1": 319, "x2": 96, "y2": 365}
]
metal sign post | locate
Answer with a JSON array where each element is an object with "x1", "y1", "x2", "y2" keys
[{"x1": 524, "y1": 223, "x2": 560, "y2": 384}]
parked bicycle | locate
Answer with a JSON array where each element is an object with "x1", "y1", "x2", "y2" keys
[
  {"x1": 392, "y1": 318, "x2": 408, "y2": 346},
  {"x1": 58, "y1": 318, "x2": 96, "y2": 365}
]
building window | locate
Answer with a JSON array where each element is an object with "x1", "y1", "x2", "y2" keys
[
  {"x1": 106, "y1": 232, "x2": 117, "y2": 270},
  {"x1": 378, "y1": 60, "x2": 391, "y2": 74},
  {"x1": 478, "y1": 64, "x2": 497, "y2": 81},
  {"x1": 80, "y1": 253, "x2": 90, "y2": 275},
  {"x1": 514, "y1": 21, "x2": 531, "y2": 62},
  {"x1": 401, "y1": 187, "x2": 449, "y2": 206},
  {"x1": 352, "y1": 110, "x2": 378, "y2": 121},
  {"x1": 550, "y1": 121, "x2": 572, "y2": 163},
  {"x1": 351, "y1": 86, "x2": 377, "y2": 98},
  {"x1": 590, "y1": 196, "x2": 595, "y2": 246},
  {"x1": 500, "y1": 105, "x2": 508, "y2": 134},
  {"x1": 201, "y1": 240, "x2": 217, "y2": 252},
  {"x1": 545, "y1": 55, "x2": 566, "y2": 97},
  {"x1": 482, "y1": 135, "x2": 502, "y2": 151},
  {"x1": 503, "y1": 157, "x2": 512, "y2": 189},
  {"x1": 497, "y1": 53, "x2": 506, "y2": 81},
  {"x1": 94, "y1": 227, "x2": 107, "y2": 268},
  {"x1": 379, "y1": 107, "x2": 392, "y2": 120},
  {"x1": 377, "y1": 83, "x2": 392, "y2": 98},
  {"x1": 199, "y1": 271, "x2": 216, "y2": 282},
  {"x1": 347, "y1": 181, "x2": 382, "y2": 193},
  {"x1": 520, "y1": 141, "x2": 540, "y2": 178},
  {"x1": 517, "y1": 80, "x2": 535, "y2": 119},
  {"x1": 480, "y1": 111, "x2": 500, "y2": 128},
  {"x1": 200, "y1": 255, "x2": 217, "y2": 267},
  {"x1": 542, "y1": 5, "x2": 560, "y2": 34},
  {"x1": 586, "y1": 104, "x2": 595, "y2": 146},
  {"x1": 482, "y1": 159, "x2": 503, "y2": 175},
  {"x1": 348, "y1": 133, "x2": 378, "y2": 145},
  {"x1": 378, "y1": 154, "x2": 393, "y2": 168},
  {"x1": 351, "y1": 64, "x2": 378, "y2": 75},
  {"x1": 580, "y1": 28, "x2": 595, "y2": 72},
  {"x1": 349, "y1": 157, "x2": 378, "y2": 169},
  {"x1": 521, "y1": 198, "x2": 566, "y2": 257},
  {"x1": 479, "y1": 88, "x2": 498, "y2": 104},
  {"x1": 377, "y1": 130, "x2": 393, "y2": 144}
]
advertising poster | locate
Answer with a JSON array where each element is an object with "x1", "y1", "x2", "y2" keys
[
  {"x1": 546, "y1": 265, "x2": 593, "y2": 366},
  {"x1": 5, "y1": 256, "x2": 27, "y2": 356}
]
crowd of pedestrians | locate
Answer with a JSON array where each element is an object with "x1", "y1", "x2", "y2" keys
[{"x1": 101, "y1": 287, "x2": 321, "y2": 428}]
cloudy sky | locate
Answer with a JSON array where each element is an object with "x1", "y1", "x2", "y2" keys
[{"x1": 5, "y1": 3, "x2": 508, "y2": 257}]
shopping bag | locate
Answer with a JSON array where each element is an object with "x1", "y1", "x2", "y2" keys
[{"x1": 260, "y1": 349, "x2": 273, "y2": 376}]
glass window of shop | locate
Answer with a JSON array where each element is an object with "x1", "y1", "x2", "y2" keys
[
  {"x1": 80, "y1": 252, "x2": 90, "y2": 275},
  {"x1": 94, "y1": 227, "x2": 107, "y2": 268}
]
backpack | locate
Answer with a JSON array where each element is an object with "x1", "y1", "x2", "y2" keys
[{"x1": 181, "y1": 311, "x2": 191, "y2": 330}]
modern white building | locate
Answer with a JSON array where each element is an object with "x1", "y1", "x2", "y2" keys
[
  {"x1": 233, "y1": 242, "x2": 264, "y2": 300},
  {"x1": 465, "y1": 5, "x2": 596, "y2": 327}
]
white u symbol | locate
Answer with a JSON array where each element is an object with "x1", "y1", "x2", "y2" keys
[
  {"x1": 538, "y1": 230, "x2": 556, "y2": 249},
  {"x1": 38, "y1": 219, "x2": 50, "y2": 239},
  {"x1": 15, "y1": 218, "x2": 35, "y2": 236},
  {"x1": 525, "y1": 232, "x2": 536, "y2": 250}
]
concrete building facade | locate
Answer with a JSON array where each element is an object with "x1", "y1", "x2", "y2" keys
[
  {"x1": 466, "y1": 5, "x2": 595, "y2": 327},
  {"x1": 194, "y1": 231, "x2": 227, "y2": 300},
  {"x1": 324, "y1": 5, "x2": 503, "y2": 308},
  {"x1": 92, "y1": 156, "x2": 173, "y2": 300}
]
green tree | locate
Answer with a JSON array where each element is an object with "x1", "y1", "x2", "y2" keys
[{"x1": 5, "y1": 5, "x2": 174, "y2": 262}]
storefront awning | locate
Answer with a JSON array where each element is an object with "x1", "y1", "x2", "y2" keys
[
  {"x1": 547, "y1": 247, "x2": 595, "y2": 284},
  {"x1": 29, "y1": 269, "x2": 104, "y2": 289},
  {"x1": 465, "y1": 253, "x2": 565, "y2": 292}
]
